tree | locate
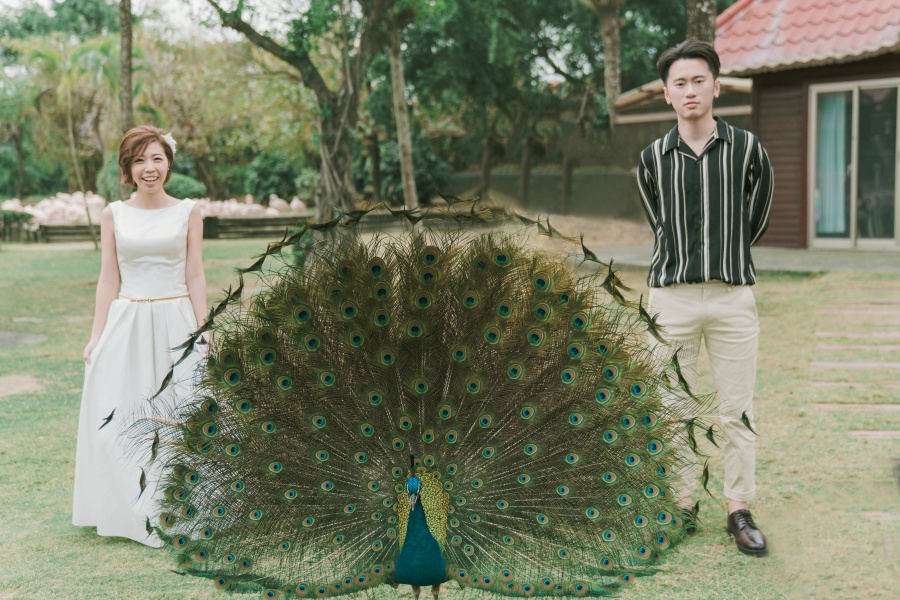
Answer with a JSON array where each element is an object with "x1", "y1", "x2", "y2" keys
[
  {"x1": 0, "y1": 77, "x2": 38, "y2": 199},
  {"x1": 387, "y1": 7, "x2": 417, "y2": 208},
  {"x1": 19, "y1": 35, "x2": 101, "y2": 247},
  {"x1": 119, "y1": 0, "x2": 134, "y2": 199},
  {"x1": 205, "y1": 0, "x2": 390, "y2": 219},
  {"x1": 579, "y1": 0, "x2": 621, "y2": 128},
  {"x1": 138, "y1": 36, "x2": 318, "y2": 200},
  {"x1": 686, "y1": 0, "x2": 716, "y2": 43}
]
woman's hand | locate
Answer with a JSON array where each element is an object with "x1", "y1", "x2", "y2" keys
[
  {"x1": 83, "y1": 339, "x2": 98, "y2": 364},
  {"x1": 197, "y1": 331, "x2": 213, "y2": 356}
]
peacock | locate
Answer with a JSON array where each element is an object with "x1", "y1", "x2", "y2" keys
[{"x1": 133, "y1": 208, "x2": 711, "y2": 599}]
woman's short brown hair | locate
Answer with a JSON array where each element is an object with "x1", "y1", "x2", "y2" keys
[{"x1": 118, "y1": 125, "x2": 175, "y2": 186}]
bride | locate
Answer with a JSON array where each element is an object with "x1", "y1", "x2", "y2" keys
[{"x1": 72, "y1": 126, "x2": 207, "y2": 546}]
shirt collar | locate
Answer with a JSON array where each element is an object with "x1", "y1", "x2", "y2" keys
[{"x1": 663, "y1": 117, "x2": 732, "y2": 154}]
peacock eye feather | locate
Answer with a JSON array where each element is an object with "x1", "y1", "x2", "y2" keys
[
  {"x1": 571, "y1": 312, "x2": 589, "y2": 330},
  {"x1": 340, "y1": 302, "x2": 357, "y2": 319},
  {"x1": 373, "y1": 281, "x2": 391, "y2": 299},
  {"x1": 483, "y1": 326, "x2": 501, "y2": 344},
  {"x1": 491, "y1": 249, "x2": 511, "y2": 267},
  {"x1": 415, "y1": 291, "x2": 433, "y2": 308},
  {"x1": 533, "y1": 272, "x2": 551, "y2": 290},
  {"x1": 422, "y1": 246, "x2": 441, "y2": 264},
  {"x1": 372, "y1": 309, "x2": 390, "y2": 326},
  {"x1": 420, "y1": 267, "x2": 438, "y2": 283},
  {"x1": 223, "y1": 369, "x2": 241, "y2": 386},
  {"x1": 595, "y1": 388, "x2": 612, "y2": 404},
  {"x1": 367, "y1": 257, "x2": 386, "y2": 277},
  {"x1": 337, "y1": 259, "x2": 355, "y2": 277}
]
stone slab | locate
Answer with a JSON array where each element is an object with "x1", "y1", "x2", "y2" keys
[
  {"x1": 811, "y1": 361, "x2": 900, "y2": 369},
  {"x1": 863, "y1": 512, "x2": 900, "y2": 521},
  {"x1": 815, "y1": 331, "x2": 900, "y2": 338},
  {"x1": 0, "y1": 331, "x2": 47, "y2": 349},
  {"x1": 816, "y1": 344, "x2": 900, "y2": 351},
  {"x1": 818, "y1": 308, "x2": 900, "y2": 315},
  {"x1": 824, "y1": 299, "x2": 900, "y2": 305},
  {"x1": 849, "y1": 431, "x2": 900, "y2": 439},
  {"x1": 809, "y1": 381, "x2": 900, "y2": 388},
  {"x1": 815, "y1": 403, "x2": 900, "y2": 411}
]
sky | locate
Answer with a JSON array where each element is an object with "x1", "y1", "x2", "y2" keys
[{"x1": 0, "y1": 0, "x2": 221, "y2": 39}]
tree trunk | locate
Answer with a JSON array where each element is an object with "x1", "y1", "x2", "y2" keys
[
  {"x1": 119, "y1": 0, "x2": 133, "y2": 200},
  {"x1": 686, "y1": 0, "x2": 717, "y2": 44},
  {"x1": 369, "y1": 126, "x2": 382, "y2": 203},
  {"x1": 389, "y1": 28, "x2": 417, "y2": 209},
  {"x1": 193, "y1": 154, "x2": 220, "y2": 199},
  {"x1": 581, "y1": 0, "x2": 622, "y2": 129},
  {"x1": 560, "y1": 155, "x2": 577, "y2": 215},
  {"x1": 67, "y1": 89, "x2": 99, "y2": 250},
  {"x1": 13, "y1": 126, "x2": 25, "y2": 199},
  {"x1": 478, "y1": 136, "x2": 493, "y2": 201},
  {"x1": 518, "y1": 139, "x2": 531, "y2": 209},
  {"x1": 315, "y1": 95, "x2": 357, "y2": 221}
]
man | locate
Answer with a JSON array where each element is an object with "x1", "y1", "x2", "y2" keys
[{"x1": 636, "y1": 40, "x2": 774, "y2": 556}]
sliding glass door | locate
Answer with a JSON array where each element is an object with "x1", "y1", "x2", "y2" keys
[{"x1": 810, "y1": 79, "x2": 900, "y2": 248}]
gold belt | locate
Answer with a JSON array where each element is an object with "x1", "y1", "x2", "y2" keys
[{"x1": 119, "y1": 293, "x2": 190, "y2": 303}]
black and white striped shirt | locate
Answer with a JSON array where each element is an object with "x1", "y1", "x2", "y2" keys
[{"x1": 637, "y1": 118, "x2": 774, "y2": 288}]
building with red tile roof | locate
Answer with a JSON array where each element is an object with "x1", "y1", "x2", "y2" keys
[{"x1": 715, "y1": 0, "x2": 900, "y2": 250}]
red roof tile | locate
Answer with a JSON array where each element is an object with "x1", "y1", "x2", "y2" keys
[{"x1": 715, "y1": 0, "x2": 900, "y2": 75}]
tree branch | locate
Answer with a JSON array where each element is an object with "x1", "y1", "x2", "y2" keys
[{"x1": 205, "y1": 0, "x2": 333, "y2": 104}]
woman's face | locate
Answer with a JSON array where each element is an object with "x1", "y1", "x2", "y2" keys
[{"x1": 130, "y1": 140, "x2": 169, "y2": 192}]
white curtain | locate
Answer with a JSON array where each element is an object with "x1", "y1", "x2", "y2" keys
[{"x1": 816, "y1": 93, "x2": 848, "y2": 236}]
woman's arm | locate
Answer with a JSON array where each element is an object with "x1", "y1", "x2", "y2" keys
[
  {"x1": 185, "y1": 204, "x2": 208, "y2": 333},
  {"x1": 83, "y1": 206, "x2": 120, "y2": 363}
]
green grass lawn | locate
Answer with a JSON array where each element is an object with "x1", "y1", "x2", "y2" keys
[{"x1": 0, "y1": 240, "x2": 898, "y2": 599}]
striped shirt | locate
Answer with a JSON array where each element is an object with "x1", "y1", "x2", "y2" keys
[{"x1": 637, "y1": 118, "x2": 774, "y2": 287}]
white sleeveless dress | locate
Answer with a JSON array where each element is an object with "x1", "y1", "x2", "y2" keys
[{"x1": 72, "y1": 199, "x2": 201, "y2": 546}]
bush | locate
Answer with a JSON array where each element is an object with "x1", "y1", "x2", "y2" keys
[
  {"x1": 379, "y1": 136, "x2": 453, "y2": 205},
  {"x1": 96, "y1": 151, "x2": 121, "y2": 200},
  {"x1": 246, "y1": 152, "x2": 298, "y2": 202},
  {"x1": 294, "y1": 168, "x2": 319, "y2": 201},
  {"x1": 165, "y1": 173, "x2": 207, "y2": 199}
]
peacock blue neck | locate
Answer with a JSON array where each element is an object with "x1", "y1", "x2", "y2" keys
[{"x1": 394, "y1": 500, "x2": 448, "y2": 586}]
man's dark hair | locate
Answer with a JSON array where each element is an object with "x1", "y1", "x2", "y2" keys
[{"x1": 657, "y1": 39, "x2": 721, "y2": 83}]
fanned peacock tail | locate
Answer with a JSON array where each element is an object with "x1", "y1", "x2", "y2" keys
[{"x1": 133, "y1": 217, "x2": 713, "y2": 599}]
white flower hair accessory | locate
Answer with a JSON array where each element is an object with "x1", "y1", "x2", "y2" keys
[{"x1": 161, "y1": 132, "x2": 177, "y2": 154}]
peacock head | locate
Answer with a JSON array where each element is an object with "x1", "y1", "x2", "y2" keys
[{"x1": 406, "y1": 455, "x2": 421, "y2": 509}]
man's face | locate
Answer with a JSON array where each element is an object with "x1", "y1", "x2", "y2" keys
[{"x1": 663, "y1": 58, "x2": 721, "y2": 121}]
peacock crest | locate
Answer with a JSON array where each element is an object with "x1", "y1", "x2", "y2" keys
[{"x1": 133, "y1": 217, "x2": 709, "y2": 599}]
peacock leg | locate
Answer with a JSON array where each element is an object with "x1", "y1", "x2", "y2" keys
[
  {"x1": 431, "y1": 584, "x2": 440, "y2": 600},
  {"x1": 411, "y1": 585, "x2": 421, "y2": 600}
]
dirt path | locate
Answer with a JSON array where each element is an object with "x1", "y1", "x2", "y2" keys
[{"x1": 0, "y1": 375, "x2": 43, "y2": 398}]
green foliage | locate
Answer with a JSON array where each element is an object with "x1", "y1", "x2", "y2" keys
[
  {"x1": 0, "y1": 0, "x2": 121, "y2": 64},
  {"x1": 294, "y1": 167, "x2": 319, "y2": 200},
  {"x1": 0, "y1": 209, "x2": 34, "y2": 225},
  {"x1": 165, "y1": 173, "x2": 207, "y2": 199},
  {"x1": 95, "y1": 150, "x2": 120, "y2": 201},
  {"x1": 246, "y1": 152, "x2": 299, "y2": 201},
  {"x1": 377, "y1": 135, "x2": 452, "y2": 205}
]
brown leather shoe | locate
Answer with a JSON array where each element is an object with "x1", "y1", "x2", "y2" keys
[{"x1": 727, "y1": 509, "x2": 768, "y2": 556}]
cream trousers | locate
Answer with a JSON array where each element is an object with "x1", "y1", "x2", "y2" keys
[{"x1": 648, "y1": 282, "x2": 759, "y2": 502}]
